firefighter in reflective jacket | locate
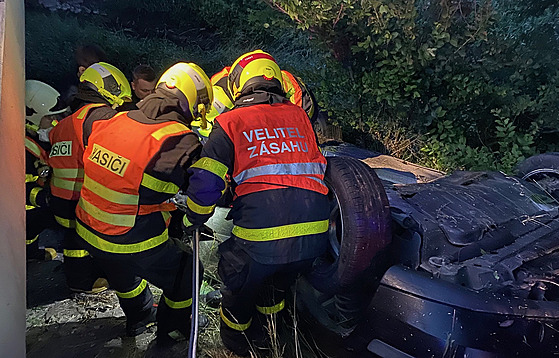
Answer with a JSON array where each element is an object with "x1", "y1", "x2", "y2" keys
[
  {"x1": 281, "y1": 70, "x2": 318, "y2": 123},
  {"x1": 25, "y1": 80, "x2": 68, "y2": 260},
  {"x1": 74, "y1": 62, "x2": 213, "y2": 343},
  {"x1": 183, "y1": 50, "x2": 329, "y2": 356},
  {"x1": 48, "y1": 62, "x2": 131, "y2": 293}
]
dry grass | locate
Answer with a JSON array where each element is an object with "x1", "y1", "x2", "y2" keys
[{"x1": 196, "y1": 237, "x2": 329, "y2": 358}]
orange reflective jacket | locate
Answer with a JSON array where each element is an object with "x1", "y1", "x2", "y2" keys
[
  {"x1": 49, "y1": 104, "x2": 106, "y2": 202},
  {"x1": 76, "y1": 112, "x2": 189, "y2": 236},
  {"x1": 217, "y1": 102, "x2": 327, "y2": 198}
]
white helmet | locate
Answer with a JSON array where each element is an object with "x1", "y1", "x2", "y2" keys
[{"x1": 25, "y1": 80, "x2": 69, "y2": 125}]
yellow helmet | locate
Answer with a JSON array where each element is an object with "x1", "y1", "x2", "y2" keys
[
  {"x1": 25, "y1": 80, "x2": 69, "y2": 126},
  {"x1": 206, "y1": 85, "x2": 234, "y2": 122},
  {"x1": 80, "y1": 62, "x2": 132, "y2": 108},
  {"x1": 156, "y1": 62, "x2": 214, "y2": 123},
  {"x1": 228, "y1": 50, "x2": 283, "y2": 100}
]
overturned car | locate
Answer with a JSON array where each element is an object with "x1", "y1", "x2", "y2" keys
[{"x1": 292, "y1": 147, "x2": 559, "y2": 358}]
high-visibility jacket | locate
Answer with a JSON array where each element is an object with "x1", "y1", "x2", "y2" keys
[
  {"x1": 25, "y1": 135, "x2": 50, "y2": 209},
  {"x1": 48, "y1": 103, "x2": 107, "y2": 228},
  {"x1": 281, "y1": 70, "x2": 317, "y2": 122},
  {"x1": 219, "y1": 102, "x2": 327, "y2": 198},
  {"x1": 185, "y1": 102, "x2": 329, "y2": 264},
  {"x1": 76, "y1": 111, "x2": 192, "y2": 248}
]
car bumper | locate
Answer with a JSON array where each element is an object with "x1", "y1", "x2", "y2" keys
[{"x1": 347, "y1": 265, "x2": 559, "y2": 357}]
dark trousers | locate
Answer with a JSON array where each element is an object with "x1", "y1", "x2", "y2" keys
[
  {"x1": 62, "y1": 228, "x2": 105, "y2": 290},
  {"x1": 218, "y1": 238, "x2": 314, "y2": 346},
  {"x1": 81, "y1": 236, "x2": 200, "y2": 334},
  {"x1": 26, "y1": 207, "x2": 57, "y2": 258}
]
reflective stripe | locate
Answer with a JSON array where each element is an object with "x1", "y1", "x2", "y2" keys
[
  {"x1": 53, "y1": 168, "x2": 84, "y2": 179},
  {"x1": 84, "y1": 174, "x2": 139, "y2": 205},
  {"x1": 30, "y1": 187, "x2": 42, "y2": 207},
  {"x1": 116, "y1": 279, "x2": 148, "y2": 299},
  {"x1": 191, "y1": 157, "x2": 228, "y2": 179},
  {"x1": 78, "y1": 197, "x2": 136, "y2": 228},
  {"x1": 76, "y1": 222, "x2": 168, "y2": 254},
  {"x1": 55, "y1": 215, "x2": 76, "y2": 228},
  {"x1": 26, "y1": 235, "x2": 39, "y2": 245},
  {"x1": 52, "y1": 177, "x2": 83, "y2": 192},
  {"x1": 26, "y1": 174, "x2": 38, "y2": 183},
  {"x1": 233, "y1": 162, "x2": 326, "y2": 185},
  {"x1": 220, "y1": 307, "x2": 252, "y2": 331},
  {"x1": 232, "y1": 219, "x2": 329, "y2": 242},
  {"x1": 256, "y1": 300, "x2": 285, "y2": 315},
  {"x1": 77, "y1": 103, "x2": 105, "y2": 119},
  {"x1": 163, "y1": 295, "x2": 192, "y2": 309},
  {"x1": 25, "y1": 137, "x2": 42, "y2": 158},
  {"x1": 141, "y1": 173, "x2": 179, "y2": 194},
  {"x1": 63, "y1": 249, "x2": 90, "y2": 258},
  {"x1": 151, "y1": 123, "x2": 189, "y2": 140},
  {"x1": 183, "y1": 216, "x2": 193, "y2": 227},
  {"x1": 186, "y1": 197, "x2": 215, "y2": 215}
]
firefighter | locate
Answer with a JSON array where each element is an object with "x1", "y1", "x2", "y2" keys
[
  {"x1": 183, "y1": 50, "x2": 330, "y2": 356},
  {"x1": 25, "y1": 80, "x2": 68, "y2": 260},
  {"x1": 73, "y1": 62, "x2": 213, "y2": 342},
  {"x1": 48, "y1": 62, "x2": 132, "y2": 293},
  {"x1": 281, "y1": 70, "x2": 318, "y2": 123}
]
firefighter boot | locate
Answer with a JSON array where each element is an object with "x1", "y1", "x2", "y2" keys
[
  {"x1": 219, "y1": 319, "x2": 250, "y2": 357},
  {"x1": 156, "y1": 298, "x2": 191, "y2": 346},
  {"x1": 126, "y1": 305, "x2": 157, "y2": 337}
]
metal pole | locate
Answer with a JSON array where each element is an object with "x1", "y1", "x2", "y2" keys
[
  {"x1": 188, "y1": 228, "x2": 200, "y2": 358},
  {"x1": 0, "y1": 0, "x2": 26, "y2": 356}
]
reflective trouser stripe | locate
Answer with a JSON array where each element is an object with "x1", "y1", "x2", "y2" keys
[
  {"x1": 116, "y1": 279, "x2": 148, "y2": 299},
  {"x1": 55, "y1": 215, "x2": 76, "y2": 229},
  {"x1": 186, "y1": 197, "x2": 215, "y2": 215},
  {"x1": 191, "y1": 157, "x2": 228, "y2": 179},
  {"x1": 76, "y1": 222, "x2": 168, "y2": 254},
  {"x1": 163, "y1": 295, "x2": 192, "y2": 309},
  {"x1": 151, "y1": 122, "x2": 189, "y2": 140},
  {"x1": 26, "y1": 235, "x2": 39, "y2": 245},
  {"x1": 220, "y1": 307, "x2": 252, "y2": 331},
  {"x1": 141, "y1": 173, "x2": 179, "y2": 194},
  {"x1": 256, "y1": 299, "x2": 285, "y2": 315},
  {"x1": 63, "y1": 249, "x2": 90, "y2": 258},
  {"x1": 233, "y1": 162, "x2": 326, "y2": 185},
  {"x1": 30, "y1": 187, "x2": 42, "y2": 207},
  {"x1": 232, "y1": 219, "x2": 329, "y2": 242}
]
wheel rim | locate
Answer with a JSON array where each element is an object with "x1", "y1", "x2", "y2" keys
[{"x1": 326, "y1": 181, "x2": 343, "y2": 259}]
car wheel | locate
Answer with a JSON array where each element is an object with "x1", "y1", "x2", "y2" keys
[
  {"x1": 516, "y1": 153, "x2": 559, "y2": 201},
  {"x1": 309, "y1": 156, "x2": 392, "y2": 294}
]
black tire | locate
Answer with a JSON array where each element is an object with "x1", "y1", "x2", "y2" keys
[
  {"x1": 516, "y1": 153, "x2": 559, "y2": 180},
  {"x1": 516, "y1": 153, "x2": 559, "y2": 201},
  {"x1": 309, "y1": 156, "x2": 392, "y2": 294}
]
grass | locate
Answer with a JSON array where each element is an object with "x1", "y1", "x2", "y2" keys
[{"x1": 196, "y1": 236, "x2": 331, "y2": 358}]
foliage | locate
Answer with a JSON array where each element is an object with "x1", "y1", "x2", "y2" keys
[
  {"x1": 267, "y1": 0, "x2": 559, "y2": 172},
  {"x1": 25, "y1": 0, "x2": 559, "y2": 172}
]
